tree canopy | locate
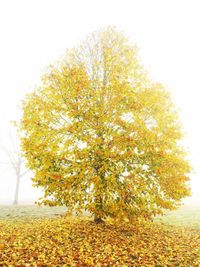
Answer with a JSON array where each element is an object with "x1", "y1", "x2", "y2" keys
[{"x1": 20, "y1": 27, "x2": 191, "y2": 221}]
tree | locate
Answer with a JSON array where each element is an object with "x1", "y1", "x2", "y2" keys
[
  {"x1": 8, "y1": 148, "x2": 29, "y2": 205},
  {"x1": 0, "y1": 128, "x2": 29, "y2": 205},
  {"x1": 19, "y1": 27, "x2": 191, "y2": 222}
]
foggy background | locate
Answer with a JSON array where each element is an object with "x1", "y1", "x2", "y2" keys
[{"x1": 0, "y1": 0, "x2": 199, "y2": 205}]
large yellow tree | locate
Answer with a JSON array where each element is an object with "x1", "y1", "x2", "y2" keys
[{"x1": 20, "y1": 27, "x2": 191, "y2": 222}]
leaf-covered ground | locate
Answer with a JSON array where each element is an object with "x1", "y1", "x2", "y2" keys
[{"x1": 0, "y1": 216, "x2": 200, "y2": 266}]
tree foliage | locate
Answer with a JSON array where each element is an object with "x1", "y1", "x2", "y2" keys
[{"x1": 20, "y1": 27, "x2": 191, "y2": 221}]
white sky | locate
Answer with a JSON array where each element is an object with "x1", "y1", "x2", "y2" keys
[{"x1": 0, "y1": 0, "x2": 200, "y2": 204}]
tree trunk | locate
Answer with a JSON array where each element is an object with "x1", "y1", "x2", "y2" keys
[
  {"x1": 94, "y1": 215, "x2": 104, "y2": 224},
  {"x1": 13, "y1": 173, "x2": 20, "y2": 205},
  {"x1": 94, "y1": 195, "x2": 104, "y2": 223}
]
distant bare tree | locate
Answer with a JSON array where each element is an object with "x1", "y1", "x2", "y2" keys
[{"x1": 0, "y1": 127, "x2": 29, "y2": 205}]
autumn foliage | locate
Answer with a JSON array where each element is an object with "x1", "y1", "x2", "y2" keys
[
  {"x1": 0, "y1": 217, "x2": 200, "y2": 266},
  {"x1": 20, "y1": 27, "x2": 191, "y2": 221}
]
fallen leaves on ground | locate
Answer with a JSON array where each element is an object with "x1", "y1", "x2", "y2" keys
[{"x1": 0, "y1": 217, "x2": 200, "y2": 266}]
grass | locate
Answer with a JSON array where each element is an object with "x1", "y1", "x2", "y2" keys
[
  {"x1": 155, "y1": 204, "x2": 200, "y2": 228},
  {"x1": 0, "y1": 205, "x2": 67, "y2": 219},
  {"x1": 1, "y1": 203, "x2": 200, "y2": 227}
]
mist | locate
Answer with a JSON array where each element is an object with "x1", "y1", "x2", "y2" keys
[{"x1": 0, "y1": 0, "x2": 200, "y2": 206}]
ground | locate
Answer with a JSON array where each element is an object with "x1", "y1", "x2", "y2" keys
[{"x1": 0, "y1": 205, "x2": 200, "y2": 266}]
